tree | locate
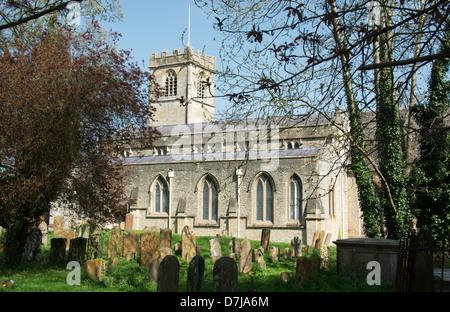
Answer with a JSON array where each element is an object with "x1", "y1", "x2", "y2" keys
[
  {"x1": 0, "y1": 24, "x2": 162, "y2": 266},
  {"x1": 196, "y1": 0, "x2": 449, "y2": 239}
]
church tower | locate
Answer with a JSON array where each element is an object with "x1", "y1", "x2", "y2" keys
[{"x1": 149, "y1": 46, "x2": 216, "y2": 126}]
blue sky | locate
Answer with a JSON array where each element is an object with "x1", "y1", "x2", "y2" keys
[{"x1": 100, "y1": 0, "x2": 228, "y2": 114}]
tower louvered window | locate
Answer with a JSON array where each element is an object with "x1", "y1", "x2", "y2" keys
[{"x1": 165, "y1": 70, "x2": 177, "y2": 97}]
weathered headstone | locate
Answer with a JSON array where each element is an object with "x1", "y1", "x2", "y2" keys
[
  {"x1": 252, "y1": 249, "x2": 259, "y2": 262},
  {"x1": 269, "y1": 246, "x2": 279, "y2": 262},
  {"x1": 53, "y1": 216, "x2": 64, "y2": 235},
  {"x1": 174, "y1": 242, "x2": 182, "y2": 256},
  {"x1": 257, "y1": 246, "x2": 266, "y2": 271},
  {"x1": 181, "y1": 226, "x2": 196, "y2": 263},
  {"x1": 283, "y1": 247, "x2": 291, "y2": 260},
  {"x1": 229, "y1": 237, "x2": 240, "y2": 257},
  {"x1": 107, "y1": 234, "x2": 123, "y2": 260},
  {"x1": 260, "y1": 229, "x2": 270, "y2": 251},
  {"x1": 39, "y1": 221, "x2": 48, "y2": 246},
  {"x1": 209, "y1": 234, "x2": 222, "y2": 263},
  {"x1": 149, "y1": 258, "x2": 160, "y2": 284},
  {"x1": 315, "y1": 230, "x2": 326, "y2": 250},
  {"x1": 213, "y1": 256, "x2": 238, "y2": 292},
  {"x1": 49, "y1": 238, "x2": 66, "y2": 265},
  {"x1": 24, "y1": 227, "x2": 42, "y2": 261},
  {"x1": 320, "y1": 246, "x2": 330, "y2": 270},
  {"x1": 61, "y1": 228, "x2": 75, "y2": 250},
  {"x1": 87, "y1": 233, "x2": 104, "y2": 260},
  {"x1": 160, "y1": 228, "x2": 172, "y2": 250},
  {"x1": 140, "y1": 230, "x2": 159, "y2": 267},
  {"x1": 186, "y1": 255, "x2": 205, "y2": 292},
  {"x1": 280, "y1": 272, "x2": 291, "y2": 283},
  {"x1": 157, "y1": 255, "x2": 180, "y2": 292},
  {"x1": 123, "y1": 230, "x2": 138, "y2": 261},
  {"x1": 68, "y1": 237, "x2": 87, "y2": 263},
  {"x1": 324, "y1": 233, "x2": 332, "y2": 246},
  {"x1": 83, "y1": 259, "x2": 106, "y2": 280},
  {"x1": 111, "y1": 225, "x2": 121, "y2": 236},
  {"x1": 291, "y1": 237, "x2": 301, "y2": 258},
  {"x1": 310, "y1": 253, "x2": 321, "y2": 273},
  {"x1": 159, "y1": 247, "x2": 172, "y2": 259},
  {"x1": 296, "y1": 256, "x2": 312, "y2": 284},
  {"x1": 311, "y1": 230, "x2": 320, "y2": 247},
  {"x1": 125, "y1": 213, "x2": 133, "y2": 230},
  {"x1": 239, "y1": 237, "x2": 252, "y2": 274}
]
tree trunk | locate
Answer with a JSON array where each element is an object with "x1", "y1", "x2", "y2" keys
[{"x1": 4, "y1": 221, "x2": 32, "y2": 267}]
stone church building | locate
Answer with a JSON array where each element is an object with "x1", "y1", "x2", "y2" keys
[
  {"x1": 50, "y1": 46, "x2": 365, "y2": 244},
  {"x1": 120, "y1": 46, "x2": 364, "y2": 244}
]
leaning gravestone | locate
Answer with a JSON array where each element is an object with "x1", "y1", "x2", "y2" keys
[
  {"x1": 49, "y1": 238, "x2": 66, "y2": 265},
  {"x1": 291, "y1": 237, "x2": 301, "y2": 257},
  {"x1": 209, "y1": 234, "x2": 222, "y2": 263},
  {"x1": 257, "y1": 246, "x2": 266, "y2": 271},
  {"x1": 123, "y1": 230, "x2": 138, "y2": 261},
  {"x1": 213, "y1": 256, "x2": 238, "y2": 292},
  {"x1": 68, "y1": 237, "x2": 87, "y2": 263},
  {"x1": 315, "y1": 230, "x2": 326, "y2": 250},
  {"x1": 181, "y1": 226, "x2": 196, "y2": 263},
  {"x1": 24, "y1": 227, "x2": 42, "y2": 261},
  {"x1": 186, "y1": 255, "x2": 205, "y2": 292},
  {"x1": 261, "y1": 229, "x2": 270, "y2": 251},
  {"x1": 157, "y1": 255, "x2": 180, "y2": 292},
  {"x1": 239, "y1": 237, "x2": 252, "y2": 274},
  {"x1": 140, "y1": 230, "x2": 159, "y2": 267},
  {"x1": 39, "y1": 221, "x2": 48, "y2": 246}
]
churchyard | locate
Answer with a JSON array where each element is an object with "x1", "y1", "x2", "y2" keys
[{"x1": 0, "y1": 223, "x2": 390, "y2": 292}]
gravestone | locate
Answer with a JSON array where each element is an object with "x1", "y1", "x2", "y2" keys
[
  {"x1": 87, "y1": 233, "x2": 104, "y2": 260},
  {"x1": 160, "y1": 228, "x2": 172, "y2": 250},
  {"x1": 320, "y1": 246, "x2": 331, "y2": 270},
  {"x1": 269, "y1": 246, "x2": 279, "y2": 262},
  {"x1": 280, "y1": 272, "x2": 291, "y2": 283},
  {"x1": 53, "y1": 216, "x2": 64, "y2": 235},
  {"x1": 125, "y1": 213, "x2": 133, "y2": 230},
  {"x1": 311, "y1": 230, "x2": 320, "y2": 247},
  {"x1": 252, "y1": 249, "x2": 259, "y2": 262},
  {"x1": 209, "y1": 234, "x2": 222, "y2": 263},
  {"x1": 283, "y1": 247, "x2": 291, "y2": 260},
  {"x1": 213, "y1": 257, "x2": 238, "y2": 292},
  {"x1": 181, "y1": 226, "x2": 196, "y2": 263},
  {"x1": 123, "y1": 230, "x2": 138, "y2": 261},
  {"x1": 174, "y1": 242, "x2": 182, "y2": 256},
  {"x1": 315, "y1": 230, "x2": 326, "y2": 250},
  {"x1": 68, "y1": 237, "x2": 87, "y2": 263},
  {"x1": 61, "y1": 228, "x2": 75, "y2": 250},
  {"x1": 39, "y1": 221, "x2": 48, "y2": 246},
  {"x1": 261, "y1": 229, "x2": 270, "y2": 251},
  {"x1": 229, "y1": 237, "x2": 240, "y2": 257},
  {"x1": 24, "y1": 227, "x2": 42, "y2": 261},
  {"x1": 159, "y1": 247, "x2": 172, "y2": 259},
  {"x1": 83, "y1": 259, "x2": 106, "y2": 280},
  {"x1": 291, "y1": 237, "x2": 301, "y2": 257},
  {"x1": 239, "y1": 237, "x2": 252, "y2": 274},
  {"x1": 111, "y1": 225, "x2": 121, "y2": 236},
  {"x1": 296, "y1": 256, "x2": 312, "y2": 284},
  {"x1": 140, "y1": 230, "x2": 159, "y2": 267},
  {"x1": 49, "y1": 238, "x2": 66, "y2": 265},
  {"x1": 186, "y1": 255, "x2": 205, "y2": 292},
  {"x1": 324, "y1": 233, "x2": 332, "y2": 246},
  {"x1": 149, "y1": 258, "x2": 160, "y2": 284},
  {"x1": 257, "y1": 246, "x2": 266, "y2": 271},
  {"x1": 157, "y1": 255, "x2": 180, "y2": 292},
  {"x1": 310, "y1": 253, "x2": 321, "y2": 273},
  {"x1": 107, "y1": 234, "x2": 122, "y2": 260}
]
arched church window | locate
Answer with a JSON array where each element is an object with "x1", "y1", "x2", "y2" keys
[
  {"x1": 201, "y1": 176, "x2": 218, "y2": 222},
  {"x1": 289, "y1": 175, "x2": 302, "y2": 222},
  {"x1": 154, "y1": 177, "x2": 168, "y2": 213},
  {"x1": 255, "y1": 174, "x2": 273, "y2": 222},
  {"x1": 165, "y1": 70, "x2": 177, "y2": 97}
]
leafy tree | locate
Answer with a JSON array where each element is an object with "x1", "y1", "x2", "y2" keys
[{"x1": 0, "y1": 24, "x2": 162, "y2": 266}]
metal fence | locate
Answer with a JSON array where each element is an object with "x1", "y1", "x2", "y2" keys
[{"x1": 395, "y1": 232, "x2": 450, "y2": 292}]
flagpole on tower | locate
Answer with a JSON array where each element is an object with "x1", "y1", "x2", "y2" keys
[{"x1": 188, "y1": 3, "x2": 191, "y2": 47}]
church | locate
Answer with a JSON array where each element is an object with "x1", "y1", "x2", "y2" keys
[{"x1": 119, "y1": 46, "x2": 365, "y2": 244}]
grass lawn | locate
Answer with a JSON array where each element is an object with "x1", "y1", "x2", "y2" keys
[{"x1": 0, "y1": 230, "x2": 391, "y2": 292}]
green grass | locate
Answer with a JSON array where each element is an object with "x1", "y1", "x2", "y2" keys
[{"x1": 0, "y1": 230, "x2": 391, "y2": 292}]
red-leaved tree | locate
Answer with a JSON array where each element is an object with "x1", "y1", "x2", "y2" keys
[{"x1": 0, "y1": 24, "x2": 162, "y2": 266}]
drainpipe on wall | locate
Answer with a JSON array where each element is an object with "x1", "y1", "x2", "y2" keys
[
  {"x1": 167, "y1": 169, "x2": 174, "y2": 230},
  {"x1": 236, "y1": 166, "x2": 243, "y2": 239}
]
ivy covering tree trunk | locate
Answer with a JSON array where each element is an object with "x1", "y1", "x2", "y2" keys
[{"x1": 411, "y1": 19, "x2": 450, "y2": 241}]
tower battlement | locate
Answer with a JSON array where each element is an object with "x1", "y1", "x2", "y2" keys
[{"x1": 150, "y1": 46, "x2": 216, "y2": 72}]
